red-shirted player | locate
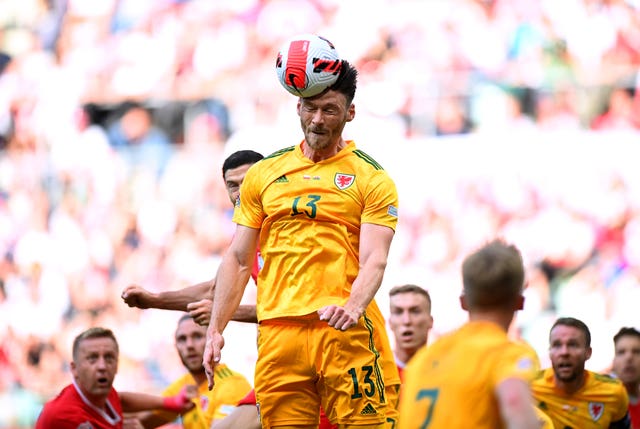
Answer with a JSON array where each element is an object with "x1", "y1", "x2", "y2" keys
[{"x1": 35, "y1": 327, "x2": 194, "y2": 429}]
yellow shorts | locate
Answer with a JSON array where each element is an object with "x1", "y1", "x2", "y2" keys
[{"x1": 255, "y1": 312, "x2": 388, "y2": 427}]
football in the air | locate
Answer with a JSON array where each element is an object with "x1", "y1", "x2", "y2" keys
[{"x1": 275, "y1": 34, "x2": 342, "y2": 98}]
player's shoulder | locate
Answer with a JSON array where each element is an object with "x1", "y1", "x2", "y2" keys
[
  {"x1": 214, "y1": 363, "x2": 248, "y2": 379},
  {"x1": 509, "y1": 339, "x2": 541, "y2": 363},
  {"x1": 163, "y1": 373, "x2": 194, "y2": 395},
  {"x1": 350, "y1": 146, "x2": 386, "y2": 171},
  {"x1": 36, "y1": 389, "x2": 84, "y2": 427},
  {"x1": 244, "y1": 145, "x2": 296, "y2": 181},
  {"x1": 262, "y1": 145, "x2": 297, "y2": 163},
  {"x1": 588, "y1": 370, "x2": 626, "y2": 392}
]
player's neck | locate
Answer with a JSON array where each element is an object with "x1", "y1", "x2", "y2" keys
[
  {"x1": 468, "y1": 311, "x2": 513, "y2": 332},
  {"x1": 394, "y1": 347, "x2": 420, "y2": 366},
  {"x1": 555, "y1": 371, "x2": 587, "y2": 395},
  {"x1": 301, "y1": 139, "x2": 346, "y2": 162},
  {"x1": 72, "y1": 379, "x2": 118, "y2": 421},
  {"x1": 625, "y1": 381, "x2": 640, "y2": 402},
  {"x1": 191, "y1": 369, "x2": 208, "y2": 386}
]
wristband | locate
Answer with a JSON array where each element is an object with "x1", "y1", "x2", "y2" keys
[{"x1": 162, "y1": 386, "x2": 194, "y2": 413}]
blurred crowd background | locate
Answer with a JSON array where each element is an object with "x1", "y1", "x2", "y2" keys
[{"x1": 1, "y1": 0, "x2": 640, "y2": 427}]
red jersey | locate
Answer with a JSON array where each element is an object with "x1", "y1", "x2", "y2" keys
[
  {"x1": 237, "y1": 389, "x2": 336, "y2": 429},
  {"x1": 396, "y1": 357, "x2": 406, "y2": 382},
  {"x1": 630, "y1": 399, "x2": 640, "y2": 429},
  {"x1": 236, "y1": 388, "x2": 257, "y2": 406},
  {"x1": 36, "y1": 383, "x2": 123, "y2": 429},
  {"x1": 251, "y1": 249, "x2": 262, "y2": 283}
]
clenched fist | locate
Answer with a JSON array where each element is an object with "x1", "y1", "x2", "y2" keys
[{"x1": 121, "y1": 284, "x2": 155, "y2": 309}]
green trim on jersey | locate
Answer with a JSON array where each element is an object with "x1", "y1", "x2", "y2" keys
[
  {"x1": 264, "y1": 146, "x2": 296, "y2": 160},
  {"x1": 353, "y1": 149, "x2": 384, "y2": 170}
]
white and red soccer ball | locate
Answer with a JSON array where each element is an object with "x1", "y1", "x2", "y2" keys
[{"x1": 275, "y1": 34, "x2": 342, "y2": 98}]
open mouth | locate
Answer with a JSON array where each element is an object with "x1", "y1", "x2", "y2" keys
[
  {"x1": 400, "y1": 330, "x2": 414, "y2": 341},
  {"x1": 96, "y1": 377, "x2": 110, "y2": 387}
]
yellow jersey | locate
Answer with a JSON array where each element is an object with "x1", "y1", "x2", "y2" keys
[
  {"x1": 535, "y1": 406, "x2": 555, "y2": 429},
  {"x1": 154, "y1": 364, "x2": 252, "y2": 429},
  {"x1": 234, "y1": 141, "x2": 399, "y2": 321},
  {"x1": 398, "y1": 321, "x2": 539, "y2": 429},
  {"x1": 532, "y1": 367, "x2": 630, "y2": 429}
]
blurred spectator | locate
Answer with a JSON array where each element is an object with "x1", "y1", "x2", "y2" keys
[
  {"x1": 591, "y1": 87, "x2": 640, "y2": 131},
  {"x1": 434, "y1": 96, "x2": 473, "y2": 136},
  {"x1": 107, "y1": 103, "x2": 174, "y2": 177},
  {"x1": 534, "y1": 88, "x2": 582, "y2": 131}
]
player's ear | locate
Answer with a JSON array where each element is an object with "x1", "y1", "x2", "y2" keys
[
  {"x1": 459, "y1": 294, "x2": 468, "y2": 311},
  {"x1": 516, "y1": 295, "x2": 525, "y2": 311},
  {"x1": 347, "y1": 103, "x2": 355, "y2": 122},
  {"x1": 297, "y1": 99, "x2": 302, "y2": 116}
]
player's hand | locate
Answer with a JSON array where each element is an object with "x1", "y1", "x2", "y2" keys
[
  {"x1": 162, "y1": 385, "x2": 197, "y2": 413},
  {"x1": 121, "y1": 285, "x2": 154, "y2": 309},
  {"x1": 187, "y1": 299, "x2": 212, "y2": 326},
  {"x1": 203, "y1": 331, "x2": 225, "y2": 390},
  {"x1": 318, "y1": 305, "x2": 361, "y2": 331}
]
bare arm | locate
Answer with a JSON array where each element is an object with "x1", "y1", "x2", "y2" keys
[
  {"x1": 495, "y1": 378, "x2": 540, "y2": 429},
  {"x1": 319, "y1": 223, "x2": 394, "y2": 330},
  {"x1": 210, "y1": 404, "x2": 261, "y2": 429},
  {"x1": 119, "y1": 388, "x2": 194, "y2": 414},
  {"x1": 203, "y1": 225, "x2": 259, "y2": 388},
  {"x1": 232, "y1": 305, "x2": 258, "y2": 323},
  {"x1": 121, "y1": 280, "x2": 214, "y2": 311},
  {"x1": 123, "y1": 278, "x2": 257, "y2": 325},
  {"x1": 125, "y1": 411, "x2": 173, "y2": 429}
]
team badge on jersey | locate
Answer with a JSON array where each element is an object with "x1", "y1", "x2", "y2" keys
[
  {"x1": 334, "y1": 173, "x2": 355, "y2": 190},
  {"x1": 588, "y1": 402, "x2": 604, "y2": 421}
]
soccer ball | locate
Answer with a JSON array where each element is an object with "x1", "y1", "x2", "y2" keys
[{"x1": 275, "y1": 34, "x2": 342, "y2": 98}]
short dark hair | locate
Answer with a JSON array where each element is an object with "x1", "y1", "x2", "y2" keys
[
  {"x1": 222, "y1": 150, "x2": 264, "y2": 179},
  {"x1": 461, "y1": 239, "x2": 524, "y2": 309},
  {"x1": 389, "y1": 284, "x2": 431, "y2": 307},
  {"x1": 613, "y1": 327, "x2": 640, "y2": 346},
  {"x1": 178, "y1": 313, "x2": 194, "y2": 325},
  {"x1": 551, "y1": 317, "x2": 591, "y2": 348},
  {"x1": 175, "y1": 313, "x2": 200, "y2": 339},
  {"x1": 327, "y1": 60, "x2": 358, "y2": 105},
  {"x1": 72, "y1": 327, "x2": 119, "y2": 361}
]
